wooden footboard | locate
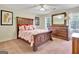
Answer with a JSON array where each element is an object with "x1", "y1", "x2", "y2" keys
[{"x1": 33, "y1": 31, "x2": 52, "y2": 51}]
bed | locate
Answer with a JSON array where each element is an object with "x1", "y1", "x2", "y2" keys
[{"x1": 16, "y1": 17, "x2": 52, "y2": 51}]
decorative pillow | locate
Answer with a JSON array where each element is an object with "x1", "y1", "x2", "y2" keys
[
  {"x1": 19, "y1": 25, "x2": 25, "y2": 31},
  {"x1": 25, "y1": 25, "x2": 30, "y2": 30},
  {"x1": 19, "y1": 24, "x2": 35, "y2": 31},
  {"x1": 25, "y1": 25, "x2": 35, "y2": 30},
  {"x1": 29, "y1": 25, "x2": 34, "y2": 30}
]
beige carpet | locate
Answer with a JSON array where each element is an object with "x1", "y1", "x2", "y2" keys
[{"x1": 0, "y1": 38, "x2": 72, "y2": 54}]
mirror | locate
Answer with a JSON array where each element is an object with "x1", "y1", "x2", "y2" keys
[{"x1": 52, "y1": 12, "x2": 67, "y2": 25}]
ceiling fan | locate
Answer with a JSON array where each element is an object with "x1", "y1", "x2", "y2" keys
[
  {"x1": 27, "y1": 4, "x2": 56, "y2": 12},
  {"x1": 39, "y1": 4, "x2": 56, "y2": 11},
  {"x1": 40, "y1": 4, "x2": 46, "y2": 11}
]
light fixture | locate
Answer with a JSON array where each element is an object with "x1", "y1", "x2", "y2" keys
[
  {"x1": 40, "y1": 7, "x2": 45, "y2": 11},
  {"x1": 40, "y1": 4, "x2": 45, "y2": 11}
]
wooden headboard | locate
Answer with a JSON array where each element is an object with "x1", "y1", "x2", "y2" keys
[
  {"x1": 17, "y1": 17, "x2": 33, "y2": 25},
  {"x1": 16, "y1": 17, "x2": 33, "y2": 39}
]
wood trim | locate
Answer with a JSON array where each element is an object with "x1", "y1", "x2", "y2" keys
[
  {"x1": 33, "y1": 35, "x2": 37, "y2": 51},
  {"x1": 52, "y1": 12, "x2": 66, "y2": 16},
  {"x1": 16, "y1": 16, "x2": 33, "y2": 20},
  {"x1": 16, "y1": 17, "x2": 19, "y2": 39},
  {"x1": 16, "y1": 17, "x2": 33, "y2": 25}
]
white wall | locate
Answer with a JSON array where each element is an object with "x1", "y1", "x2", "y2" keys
[
  {"x1": 0, "y1": 7, "x2": 36, "y2": 42},
  {"x1": 38, "y1": 15, "x2": 45, "y2": 29}
]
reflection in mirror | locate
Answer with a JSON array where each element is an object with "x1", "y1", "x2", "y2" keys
[
  {"x1": 53, "y1": 14, "x2": 64, "y2": 24},
  {"x1": 52, "y1": 12, "x2": 67, "y2": 25}
]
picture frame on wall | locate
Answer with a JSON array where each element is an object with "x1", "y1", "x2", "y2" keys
[
  {"x1": 35, "y1": 17, "x2": 39, "y2": 26},
  {"x1": 1, "y1": 10, "x2": 13, "y2": 25}
]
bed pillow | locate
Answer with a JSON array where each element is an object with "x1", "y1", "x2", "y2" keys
[
  {"x1": 25, "y1": 25, "x2": 34, "y2": 30},
  {"x1": 19, "y1": 25, "x2": 25, "y2": 31},
  {"x1": 29, "y1": 25, "x2": 34, "y2": 30},
  {"x1": 25, "y1": 25, "x2": 30, "y2": 30}
]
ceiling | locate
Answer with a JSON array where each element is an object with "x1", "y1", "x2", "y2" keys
[{"x1": 0, "y1": 4, "x2": 79, "y2": 15}]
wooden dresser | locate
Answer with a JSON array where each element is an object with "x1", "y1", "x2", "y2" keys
[
  {"x1": 52, "y1": 25, "x2": 68, "y2": 41},
  {"x1": 72, "y1": 33, "x2": 79, "y2": 54}
]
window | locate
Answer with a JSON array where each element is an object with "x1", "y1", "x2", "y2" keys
[
  {"x1": 35, "y1": 17, "x2": 39, "y2": 26},
  {"x1": 70, "y1": 14, "x2": 79, "y2": 33},
  {"x1": 45, "y1": 17, "x2": 52, "y2": 29}
]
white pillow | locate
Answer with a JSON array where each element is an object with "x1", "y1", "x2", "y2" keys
[
  {"x1": 19, "y1": 26, "x2": 25, "y2": 31},
  {"x1": 25, "y1": 26, "x2": 30, "y2": 30}
]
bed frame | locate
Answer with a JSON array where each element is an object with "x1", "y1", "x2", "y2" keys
[{"x1": 16, "y1": 17, "x2": 52, "y2": 51}]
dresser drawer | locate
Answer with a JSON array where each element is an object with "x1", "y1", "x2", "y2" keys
[
  {"x1": 52, "y1": 25, "x2": 68, "y2": 40},
  {"x1": 57, "y1": 33, "x2": 67, "y2": 37}
]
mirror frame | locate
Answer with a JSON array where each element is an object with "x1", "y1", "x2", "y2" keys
[{"x1": 52, "y1": 12, "x2": 67, "y2": 26}]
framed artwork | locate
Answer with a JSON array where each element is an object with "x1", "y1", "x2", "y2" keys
[
  {"x1": 1, "y1": 10, "x2": 13, "y2": 25},
  {"x1": 35, "y1": 17, "x2": 39, "y2": 26}
]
